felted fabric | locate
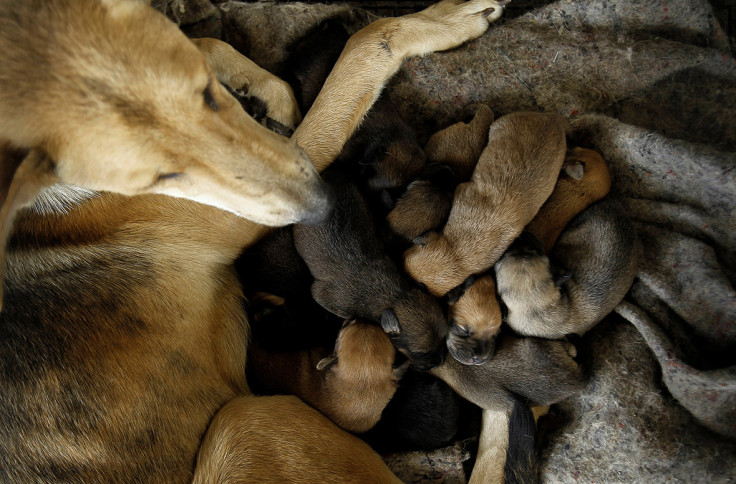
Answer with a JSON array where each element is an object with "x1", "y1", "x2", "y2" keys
[{"x1": 154, "y1": 0, "x2": 736, "y2": 481}]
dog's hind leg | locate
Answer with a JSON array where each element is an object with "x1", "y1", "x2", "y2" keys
[
  {"x1": 293, "y1": 0, "x2": 509, "y2": 172},
  {"x1": 192, "y1": 37, "x2": 302, "y2": 129},
  {"x1": 193, "y1": 394, "x2": 402, "y2": 484}
]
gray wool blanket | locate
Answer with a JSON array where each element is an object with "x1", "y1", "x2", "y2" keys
[{"x1": 153, "y1": 0, "x2": 736, "y2": 481}]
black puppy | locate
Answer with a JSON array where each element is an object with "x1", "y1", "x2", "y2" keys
[{"x1": 293, "y1": 170, "x2": 448, "y2": 370}]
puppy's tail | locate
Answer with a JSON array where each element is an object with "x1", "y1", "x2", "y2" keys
[{"x1": 469, "y1": 397, "x2": 538, "y2": 484}]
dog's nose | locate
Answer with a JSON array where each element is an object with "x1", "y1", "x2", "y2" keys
[{"x1": 297, "y1": 178, "x2": 334, "y2": 226}]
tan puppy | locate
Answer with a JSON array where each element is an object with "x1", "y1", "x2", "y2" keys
[
  {"x1": 386, "y1": 104, "x2": 494, "y2": 242},
  {"x1": 248, "y1": 320, "x2": 405, "y2": 434},
  {"x1": 525, "y1": 146, "x2": 612, "y2": 253},
  {"x1": 404, "y1": 112, "x2": 569, "y2": 297},
  {"x1": 495, "y1": 199, "x2": 640, "y2": 339},
  {"x1": 0, "y1": 0, "x2": 509, "y2": 481},
  {"x1": 423, "y1": 103, "x2": 495, "y2": 181},
  {"x1": 446, "y1": 273, "x2": 503, "y2": 365}
]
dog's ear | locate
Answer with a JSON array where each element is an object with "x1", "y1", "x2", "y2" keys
[
  {"x1": 316, "y1": 354, "x2": 338, "y2": 371},
  {"x1": 0, "y1": 147, "x2": 57, "y2": 311},
  {"x1": 446, "y1": 275, "x2": 476, "y2": 304},
  {"x1": 380, "y1": 308, "x2": 402, "y2": 337}
]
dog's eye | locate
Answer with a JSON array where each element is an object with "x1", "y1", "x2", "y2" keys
[
  {"x1": 203, "y1": 83, "x2": 218, "y2": 111},
  {"x1": 453, "y1": 325, "x2": 472, "y2": 338}
]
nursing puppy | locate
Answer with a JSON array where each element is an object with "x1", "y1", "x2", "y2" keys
[
  {"x1": 525, "y1": 146, "x2": 612, "y2": 253},
  {"x1": 431, "y1": 331, "x2": 585, "y2": 483},
  {"x1": 445, "y1": 273, "x2": 502, "y2": 365},
  {"x1": 404, "y1": 112, "x2": 569, "y2": 297},
  {"x1": 495, "y1": 199, "x2": 640, "y2": 339},
  {"x1": 247, "y1": 319, "x2": 403, "y2": 433},
  {"x1": 293, "y1": 170, "x2": 449, "y2": 370}
]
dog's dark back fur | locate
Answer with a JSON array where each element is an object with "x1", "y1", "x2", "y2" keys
[{"x1": 293, "y1": 170, "x2": 448, "y2": 370}]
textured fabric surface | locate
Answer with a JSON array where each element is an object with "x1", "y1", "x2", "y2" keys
[{"x1": 157, "y1": 0, "x2": 736, "y2": 481}]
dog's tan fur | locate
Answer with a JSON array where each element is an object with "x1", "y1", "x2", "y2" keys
[
  {"x1": 525, "y1": 146, "x2": 611, "y2": 253},
  {"x1": 248, "y1": 320, "x2": 403, "y2": 434},
  {"x1": 0, "y1": 0, "x2": 508, "y2": 480},
  {"x1": 447, "y1": 274, "x2": 503, "y2": 365},
  {"x1": 404, "y1": 112, "x2": 570, "y2": 296}
]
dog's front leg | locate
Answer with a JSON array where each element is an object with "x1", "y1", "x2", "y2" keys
[
  {"x1": 293, "y1": 0, "x2": 508, "y2": 172},
  {"x1": 192, "y1": 37, "x2": 302, "y2": 129}
]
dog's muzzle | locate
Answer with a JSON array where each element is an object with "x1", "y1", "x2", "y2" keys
[{"x1": 296, "y1": 177, "x2": 335, "y2": 225}]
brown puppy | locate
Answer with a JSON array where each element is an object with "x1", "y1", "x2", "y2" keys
[
  {"x1": 0, "y1": 0, "x2": 509, "y2": 480},
  {"x1": 446, "y1": 273, "x2": 503, "y2": 365},
  {"x1": 431, "y1": 331, "x2": 585, "y2": 483},
  {"x1": 386, "y1": 104, "x2": 494, "y2": 243},
  {"x1": 525, "y1": 146, "x2": 612, "y2": 253},
  {"x1": 404, "y1": 112, "x2": 569, "y2": 297},
  {"x1": 424, "y1": 103, "x2": 495, "y2": 181},
  {"x1": 248, "y1": 320, "x2": 404, "y2": 434},
  {"x1": 495, "y1": 199, "x2": 641, "y2": 339},
  {"x1": 293, "y1": 170, "x2": 449, "y2": 371}
]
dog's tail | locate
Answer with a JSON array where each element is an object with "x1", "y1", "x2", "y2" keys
[
  {"x1": 0, "y1": 146, "x2": 57, "y2": 312},
  {"x1": 469, "y1": 397, "x2": 538, "y2": 484}
]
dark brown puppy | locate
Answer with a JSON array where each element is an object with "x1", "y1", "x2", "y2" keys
[
  {"x1": 404, "y1": 112, "x2": 570, "y2": 297},
  {"x1": 248, "y1": 319, "x2": 404, "y2": 433},
  {"x1": 495, "y1": 199, "x2": 640, "y2": 339},
  {"x1": 293, "y1": 170, "x2": 449, "y2": 370},
  {"x1": 431, "y1": 331, "x2": 585, "y2": 483}
]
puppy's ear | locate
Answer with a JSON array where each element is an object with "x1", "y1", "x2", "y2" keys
[
  {"x1": 380, "y1": 308, "x2": 402, "y2": 337},
  {"x1": 0, "y1": 148, "x2": 57, "y2": 311},
  {"x1": 316, "y1": 354, "x2": 338, "y2": 371},
  {"x1": 562, "y1": 160, "x2": 585, "y2": 180},
  {"x1": 392, "y1": 360, "x2": 411, "y2": 380},
  {"x1": 446, "y1": 275, "x2": 476, "y2": 304}
]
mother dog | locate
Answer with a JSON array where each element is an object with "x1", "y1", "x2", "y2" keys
[{"x1": 0, "y1": 0, "x2": 507, "y2": 481}]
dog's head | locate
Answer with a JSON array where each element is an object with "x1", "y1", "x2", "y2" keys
[
  {"x1": 3, "y1": 0, "x2": 331, "y2": 227},
  {"x1": 446, "y1": 274, "x2": 502, "y2": 365}
]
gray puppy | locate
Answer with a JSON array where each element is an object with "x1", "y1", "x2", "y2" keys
[{"x1": 494, "y1": 199, "x2": 640, "y2": 339}]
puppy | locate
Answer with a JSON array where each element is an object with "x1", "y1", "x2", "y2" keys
[
  {"x1": 445, "y1": 273, "x2": 503, "y2": 365},
  {"x1": 423, "y1": 103, "x2": 495, "y2": 181},
  {"x1": 385, "y1": 163, "x2": 457, "y2": 243},
  {"x1": 237, "y1": 227, "x2": 342, "y2": 350},
  {"x1": 404, "y1": 112, "x2": 570, "y2": 297},
  {"x1": 495, "y1": 199, "x2": 641, "y2": 339},
  {"x1": 286, "y1": 19, "x2": 426, "y2": 196},
  {"x1": 293, "y1": 170, "x2": 449, "y2": 370},
  {"x1": 525, "y1": 146, "x2": 612, "y2": 253},
  {"x1": 431, "y1": 330, "x2": 585, "y2": 483},
  {"x1": 247, "y1": 319, "x2": 403, "y2": 434},
  {"x1": 385, "y1": 104, "x2": 495, "y2": 244},
  {"x1": 363, "y1": 368, "x2": 462, "y2": 452}
]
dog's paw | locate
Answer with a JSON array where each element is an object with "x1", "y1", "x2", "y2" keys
[
  {"x1": 409, "y1": 0, "x2": 509, "y2": 54},
  {"x1": 252, "y1": 77, "x2": 302, "y2": 130}
]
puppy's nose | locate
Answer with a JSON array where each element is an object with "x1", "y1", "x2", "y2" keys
[{"x1": 297, "y1": 178, "x2": 334, "y2": 225}]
